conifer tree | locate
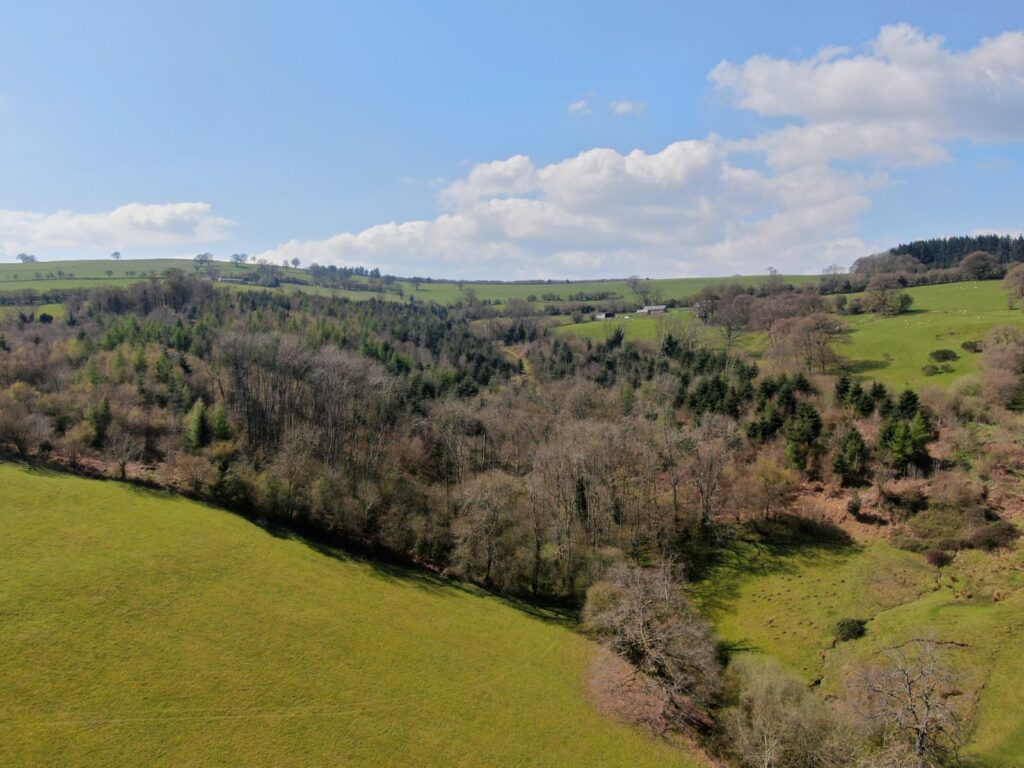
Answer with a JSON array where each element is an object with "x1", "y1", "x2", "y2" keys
[
  {"x1": 783, "y1": 402, "x2": 822, "y2": 471},
  {"x1": 209, "y1": 403, "x2": 231, "y2": 441},
  {"x1": 185, "y1": 399, "x2": 210, "y2": 450},
  {"x1": 833, "y1": 425, "x2": 869, "y2": 486}
]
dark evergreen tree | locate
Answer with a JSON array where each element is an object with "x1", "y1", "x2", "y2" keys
[
  {"x1": 833, "y1": 425, "x2": 869, "y2": 486},
  {"x1": 896, "y1": 389, "x2": 920, "y2": 419},
  {"x1": 783, "y1": 402, "x2": 823, "y2": 471}
]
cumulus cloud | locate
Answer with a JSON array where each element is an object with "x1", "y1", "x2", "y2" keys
[
  {"x1": 609, "y1": 99, "x2": 646, "y2": 116},
  {"x1": 259, "y1": 25, "x2": 1024, "y2": 278},
  {"x1": 0, "y1": 202, "x2": 232, "y2": 256},
  {"x1": 261, "y1": 139, "x2": 875, "y2": 278},
  {"x1": 567, "y1": 98, "x2": 591, "y2": 115},
  {"x1": 712, "y1": 24, "x2": 1024, "y2": 166}
]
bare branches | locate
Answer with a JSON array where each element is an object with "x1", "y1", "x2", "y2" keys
[
  {"x1": 851, "y1": 639, "x2": 965, "y2": 767},
  {"x1": 681, "y1": 413, "x2": 740, "y2": 530},
  {"x1": 583, "y1": 562, "x2": 721, "y2": 731}
]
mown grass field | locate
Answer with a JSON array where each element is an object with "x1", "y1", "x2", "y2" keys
[
  {"x1": 693, "y1": 526, "x2": 1024, "y2": 767},
  {"x1": 0, "y1": 463, "x2": 698, "y2": 768}
]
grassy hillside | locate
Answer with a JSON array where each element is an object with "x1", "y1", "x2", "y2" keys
[
  {"x1": 693, "y1": 527, "x2": 1024, "y2": 767},
  {"x1": 0, "y1": 258, "x2": 308, "y2": 291},
  {"x1": 556, "y1": 281, "x2": 1023, "y2": 391},
  {"x1": 841, "y1": 280, "x2": 1022, "y2": 390},
  {"x1": 0, "y1": 463, "x2": 696, "y2": 767}
]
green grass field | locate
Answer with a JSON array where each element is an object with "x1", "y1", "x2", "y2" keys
[
  {"x1": 693, "y1": 527, "x2": 1024, "y2": 767},
  {"x1": 0, "y1": 303, "x2": 67, "y2": 321},
  {"x1": 0, "y1": 463, "x2": 697, "y2": 767},
  {"x1": 0, "y1": 257, "x2": 815, "y2": 308},
  {"x1": 404, "y1": 274, "x2": 818, "y2": 307},
  {"x1": 840, "y1": 280, "x2": 1022, "y2": 390},
  {"x1": 0, "y1": 258, "x2": 309, "y2": 292},
  {"x1": 556, "y1": 280, "x2": 1023, "y2": 391},
  {"x1": 555, "y1": 309, "x2": 695, "y2": 343}
]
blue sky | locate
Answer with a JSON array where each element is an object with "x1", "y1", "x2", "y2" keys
[{"x1": 1, "y1": 1, "x2": 1023, "y2": 278}]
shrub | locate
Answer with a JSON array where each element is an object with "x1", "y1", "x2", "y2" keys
[
  {"x1": 968, "y1": 520, "x2": 1020, "y2": 551},
  {"x1": 929, "y1": 349, "x2": 959, "y2": 362},
  {"x1": 929, "y1": 471, "x2": 986, "y2": 515},
  {"x1": 961, "y1": 339, "x2": 983, "y2": 353},
  {"x1": 899, "y1": 507, "x2": 967, "y2": 552},
  {"x1": 924, "y1": 548, "x2": 953, "y2": 567},
  {"x1": 833, "y1": 617, "x2": 867, "y2": 642},
  {"x1": 923, "y1": 549, "x2": 954, "y2": 587},
  {"x1": 846, "y1": 494, "x2": 862, "y2": 518},
  {"x1": 922, "y1": 364, "x2": 940, "y2": 376},
  {"x1": 723, "y1": 656, "x2": 862, "y2": 767}
]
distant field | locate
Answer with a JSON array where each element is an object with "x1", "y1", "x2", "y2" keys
[
  {"x1": 840, "y1": 280, "x2": 1021, "y2": 390},
  {"x1": 557, "y1": 280, "x2": 1023, "y2": 391},
  {"x1": 0, "y1": 464, "x2": 697, "y2": 768},
  {"x1": 0, "y1": 258, "x2": 308, "y2": 292},
  {"x1": 693, "y1": 531, "x2": 1024, "y2": 767},
  {"x1": 556, "y1": 308, "x2": 695, "y2": 343},
  {"x1": 0, "y1": 303, "x2": 66, "y2": 321},
  {"x1": 0, "y1": 257, "x2": 815, "y2": 307},
  {"x1": 404, "y1": 274, "x2": 819, "y2": 307}
]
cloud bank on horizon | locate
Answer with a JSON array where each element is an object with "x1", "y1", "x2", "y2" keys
[
  {"x1": 4, "y1": 24, "x2": 1024, "y2": 278},
  {"x1": 0, "y1": 203, "x2": 232, "y2": 257}
]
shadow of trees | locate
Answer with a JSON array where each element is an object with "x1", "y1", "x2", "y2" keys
[{"x1": 685, "y1": 515, "x2": 860, "y2": 649}]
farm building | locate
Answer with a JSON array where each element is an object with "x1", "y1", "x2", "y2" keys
[{"x1": 635, "y1": 304, "x2": 666, "y2": 316}]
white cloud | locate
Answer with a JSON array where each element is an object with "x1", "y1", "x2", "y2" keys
[
  {"x1": 609, "y1": 99, "x2": 646, "y2": 116},
  {"x1": 711, "y1": 24, "x2": 1024, "y2": 146},
  {"x1": 260, "y1": 140, "x2": 874, "y2": 278},
  {"x1": 567, "y1": 98, "x2": 591, "y2": 115},
  {"x1": 733, "y1": 121, "x2": 948, "y2": 168},
  {"x1": 258, "y1": 25, "x2": 1024, "y2": 279},
  {"x1": 440, "y1": 155, "x2": 539, "y2": 208},
  {"x1": 0, "y1": 202, "x2": 232, "y2": 257}
]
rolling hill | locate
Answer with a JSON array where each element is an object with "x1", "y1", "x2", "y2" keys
[{"x1": 0, "y1": 463, "x2": 698, "y2": 767}]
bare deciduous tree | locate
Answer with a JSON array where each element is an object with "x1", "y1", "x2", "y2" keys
[
  {"x1": 452, "y1": 470, "x2": 528, "y2": 589},
  {"x1": 682, "y1": 414, "x2": 739, "y2": 530},
  {"x1": 583, "y1": 561, "x2": 721, "y2": 729},
  {"x1": 1002, "y1": 262, "x2": 1024, "y2": 308},
  {"x1": 725, "y1": 655, "x2": 861, "y2": 768},
  {"x1": 865, "y1": 276, "x2": 913, "y2": 316},
  {"x1": 106, "y1": 423, "x2": 143, "y2": 480},
  {"x1": 0, "y1": 403, "x2": 51, "y2": 457},
  {"x1": 766, "y1": 313, "x2": 850, "y2": 374},
  {"x1": 851, "y1": 639, "x2": 965, "y2": 768}
]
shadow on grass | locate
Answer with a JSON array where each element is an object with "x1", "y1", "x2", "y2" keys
[
  {"x1": 264, "y1": 520, "x2": 577, "y2": 629},
  {"x1": 687, "y1": 515, "x2": 861, "y2": 631},
  {"x1": 845, "y1": 358, "x2": 890, "y2": 375},
  {"x1": 4, "y1": 458, "x2": 576, "y2": 629}
]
